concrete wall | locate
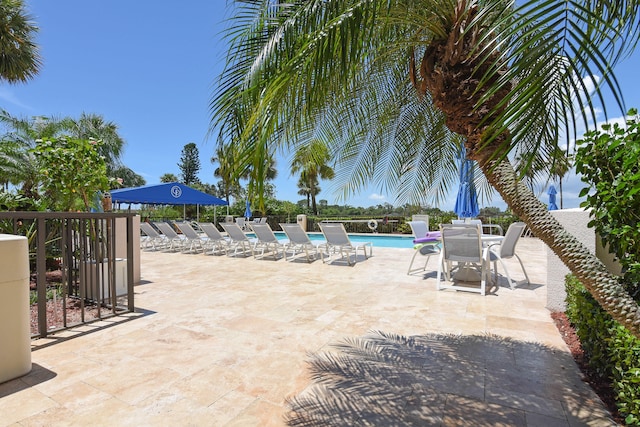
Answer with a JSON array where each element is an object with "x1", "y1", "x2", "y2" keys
[
  {"x1": 546, "y1": 208, "x2": 622, "y2": 312},
  {"x1": 115, "y1": 215, "x2": 141, "y2": 283}
]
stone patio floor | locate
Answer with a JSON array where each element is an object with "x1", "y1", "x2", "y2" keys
[{"x1": 0, "y1": 237, "x2": 616, "y2": 426}]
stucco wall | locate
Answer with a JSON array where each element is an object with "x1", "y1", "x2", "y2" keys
[{"x1": 545, "y1": 208, "x2": 622, "y2": 312}]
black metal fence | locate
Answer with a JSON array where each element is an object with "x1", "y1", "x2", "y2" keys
[{"x1": 0, "y1": 212, "x2": 137, "y2": 338}]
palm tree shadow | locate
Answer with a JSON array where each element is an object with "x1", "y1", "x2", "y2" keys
[{"x1": 285, "y1": 331, "x2": 613, "y2": 426}]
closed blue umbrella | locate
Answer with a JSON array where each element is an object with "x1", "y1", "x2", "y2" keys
[
  {"x1": 547, "y1": 185, "x2": 558, "y2": 210},
  {"x1": 454, "y1": 144, "x2": 480, "y2": 219},
  {"x1": 244, "y1": 200, "x2": 252, "y2": 219}
]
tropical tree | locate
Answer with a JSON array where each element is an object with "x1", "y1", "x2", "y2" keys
[
  {"x1": 211, "y1": 1, "x2": 640, "y2": 335},
  {"x1": 178, "y1": 142, "x2": 201, "y2": 185},
  {"x1": 212, "y1": 142, "x2": 244, "y2": 204},
  {"x1": 296, "y1": 175, "x2": 313, "y2": 210},
  {"x1": 0, "y1": 111, "x2": 66, "y2": 197},
  {"x1": 0, "y1": 0, "x2": 41, "y2": 83},
  {"x1": 63, "y1": 113, "x2": 125, "y2": 174},
  {"x1": 290, "y1": 139, "x2": 335, "y2": 214},
  {"x1": 160, "y1": 173, "x2": 178, "y2": 183}
]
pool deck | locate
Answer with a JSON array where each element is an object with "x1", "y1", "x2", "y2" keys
[{"x1": 0, "y1": 237, "x2": 616, "y2": 426}]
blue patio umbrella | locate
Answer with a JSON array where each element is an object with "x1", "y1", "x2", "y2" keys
[
  {"x1": 547, "y1": 185, "x2": 559, "y2": 210},
  {"x1": 454, "y1": 144, "x2": 480, "y2": 219},
  {"x1": 244, "y1": 200, "x2": 252, "y2": 219}
]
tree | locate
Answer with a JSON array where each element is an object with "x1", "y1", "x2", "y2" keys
[
  {"x1": 31, "y1": 137, "x2": 109, "y2": 211},
  {"x1": 110, "y1": 166, "x2": 145, "y2": 188},
  {"x1": 160, "y1": 173, "x2": 178, "y2": 183},
  {"x1": 212, "y1": 1, "x2": 640, "y2": 336},
  {"x1": 0, "y1": 0, "x2": 41, "y2": 83},
  {"x1": 212, "y1": 142, "x2": 243, "y2": 205},
  {"x1": 63, "y1": 113, "x2": 125, "y2": 174},
  {"x1": 290, "y1": 139, "x2": 335, "y2": 215},
  {"x1": 178, "y1": 142, "x2": 201, "y2": 185}
]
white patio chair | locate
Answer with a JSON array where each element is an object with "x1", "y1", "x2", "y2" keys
[
  {"x1": 153, "y1": 221, "x2": 185, "y2": 251},
  {"x1": 220, "y1": 223, "x2": 255, "y2": 257},
  {"x1": 197, "y1": 222, "x2": 230, "y2": 255},
  {"x1": 452, "y1": 219, "x2": 503, "y2": 235},
  {"x1": 174, "y1": 221, "x2": 207, "y2": 253},
  {"x1": 487, "y1": 222, "x2": 530, "y2": 289},
  {"x1": 407, "y1": 221, "x2": 441, "y2": 275},
  {"x1": 279, "y1": 223, "x2": 325, "y2": 262},
  {"x1": 249, "y1": 223, "x2": 288, "y2": 260},
  {"x1": 437, "y1": 223, "x2": 491, "y2": 295},
  {"x1": 318, "y1": 223, "x2": 372, "y2": 265}
]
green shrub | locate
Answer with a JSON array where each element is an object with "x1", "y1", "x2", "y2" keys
[{"x1": 565, "y1": 274, "x2": 640, "y2": 424}]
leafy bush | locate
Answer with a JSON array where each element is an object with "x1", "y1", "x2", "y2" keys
[
  {"x1": 575, "y1": 109, "x2": 640, "y2": 297},
  {"x1": 565, "y1": 274, "x2": 640, "y2": 425}
]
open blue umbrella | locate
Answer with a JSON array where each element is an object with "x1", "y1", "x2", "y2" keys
[
  {"x1": 547, "y1": 185, "x2": 559, "y2": 210},
  {"x1": 454, "y1": 144, "x2": 480, "y2": 219},
  {"x1": 244, "y1": 200, "x2": 252, "y2": 219}
]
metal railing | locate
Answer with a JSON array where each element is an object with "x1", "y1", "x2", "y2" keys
[{"x1": 0, "y1": 212, "x2": 137, "y2": 338}]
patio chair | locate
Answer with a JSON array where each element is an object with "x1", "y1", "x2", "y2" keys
[
  {"x1": 153, "y1": 221, "x2": 185, "y2": 251},
  {"x1": 407, "y1": 221, "x2": 441, "y2": 275},
  {"x1": 140, "y1": 222, "x2": 166, "y2": 250},
  {"x1": 249, "y1": 223, "x2": 287, "y2": 260},
  {"x1": 235, "y1": 217, "x2": 248, "y2": 231},
  {"x1": 452, "y1": 219, "x2": 503, "y2": 235},
  {"x1": 197, "y1": 222, "x2": 230, "y2": 255},
  {"x1": 279, "y1": 223, "x2": 325, "y2": 262},
  {"x1": 486, "y1": 222, "x2": 530, "y2": 289},
  {"x1": 174, "y1": 221, "x2": 206, "y2": 253},
  {"x1": 437, "y1": 223, "x2": 491, "y2": 295},
  {"x1": 220, "y1": 223, "x2": 255, "y2": 257},
  {"x1": 318, "y1": 223, "x2": 372, "y2": 266}
]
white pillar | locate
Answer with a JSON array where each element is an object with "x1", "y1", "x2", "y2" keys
[{"x1": 0, "y1": 234, "x2": 31, "y2": 383}]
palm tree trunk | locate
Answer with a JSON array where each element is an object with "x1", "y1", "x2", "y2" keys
[{"x1": 478, "y1": 156, "x2": 640, "y2": 337}]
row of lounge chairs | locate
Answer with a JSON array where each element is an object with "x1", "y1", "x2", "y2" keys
[{"x1": 140, "y1": 221, "x2": 373, "y2": 265}]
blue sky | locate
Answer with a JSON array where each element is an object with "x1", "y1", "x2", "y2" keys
[{"x1": 1, "y1": 1, "x2": 639, "y2": 211}]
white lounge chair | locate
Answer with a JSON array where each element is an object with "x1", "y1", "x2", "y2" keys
[
  {"x1": 407, "y1": 221, "x2": 441, "y2": 275},
  {"x1": 140, "y1": 222, "x2": 166, "y2": 250},
  {"x1": 174, "y1": 221, "x2": 206, "y2": 253},
  {"x1": 318, "y1": 223, "x2": 372, "y2": 265},
  {"x1": 279, "y1": 223, "x2": 325, "y2": 262},
  {"x1": 487, "y1": 222, "x2": 530, "y2": 289},
  {"x1": 220, "y1": 223, "x2": 255, "y2": 257},
  {"x1": 249, "y1": 223, "x2": 287, "y2": 260},
  {"x1": 197, "y1": 222, "x2": 229, "y2": 255},
  {"x1": 437, "y1": 223, "x2": 491, "y2": 295},
  {"x1": 153, "y1": 221, "x2": 185, "y2": 251}
]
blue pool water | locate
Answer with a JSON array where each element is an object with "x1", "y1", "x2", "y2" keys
[{"x1": 248, "y1": 232, "x2": 415, "y2": 249}]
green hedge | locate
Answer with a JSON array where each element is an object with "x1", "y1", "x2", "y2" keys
[{"x1": 565, "y1": 274, "x2": 640, "y2": 425}]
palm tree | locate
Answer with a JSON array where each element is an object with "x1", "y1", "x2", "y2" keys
[
  {"x1": 290, "y1": 139, "x2": 335, "y2": 215},
  {"x1": 0, "y1": 0, "x2": 41, "y2": 83},
  {"x1": 0, "y1": 111, "x2": 66, "y2": 197},
  {"x1": 211, "y1": 142, "x2": 243, "y2": 205},
  {"x1": 63, "y1": 113, "x2": 125, "y2": 174},
  {"x1": 211, "y1": 1, "x2": 640, "y2": 336}
]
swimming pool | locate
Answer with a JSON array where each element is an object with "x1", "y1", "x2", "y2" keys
[{"x1": 248, "y1": 231, "x2": 415, "y2": 249}]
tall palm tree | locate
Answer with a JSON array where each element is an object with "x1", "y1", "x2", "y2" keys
[
  {"x1": 62, "y1": 113, "x2": 125, "y2": 174},
  {"x1": 290, "y1": 138, "x2": 335, "y2": 215},
  {"x1": 211, "y1": 0, "x2": 640, "y2": 336},
  {"x1": 0, "y1": 0, "x2": 41, "y2": 83},
  {"x1": 212, "y1": 142, "x2": 244, "y2": 205}
]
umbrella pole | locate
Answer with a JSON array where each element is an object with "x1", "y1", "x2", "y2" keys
[{"x1": 197, "y1": 204, "x2": 200, "y2": 222}]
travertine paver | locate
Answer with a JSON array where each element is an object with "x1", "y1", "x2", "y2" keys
[{"x1": 0, "y1": 238, "x2": 615, "y2": 426}]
